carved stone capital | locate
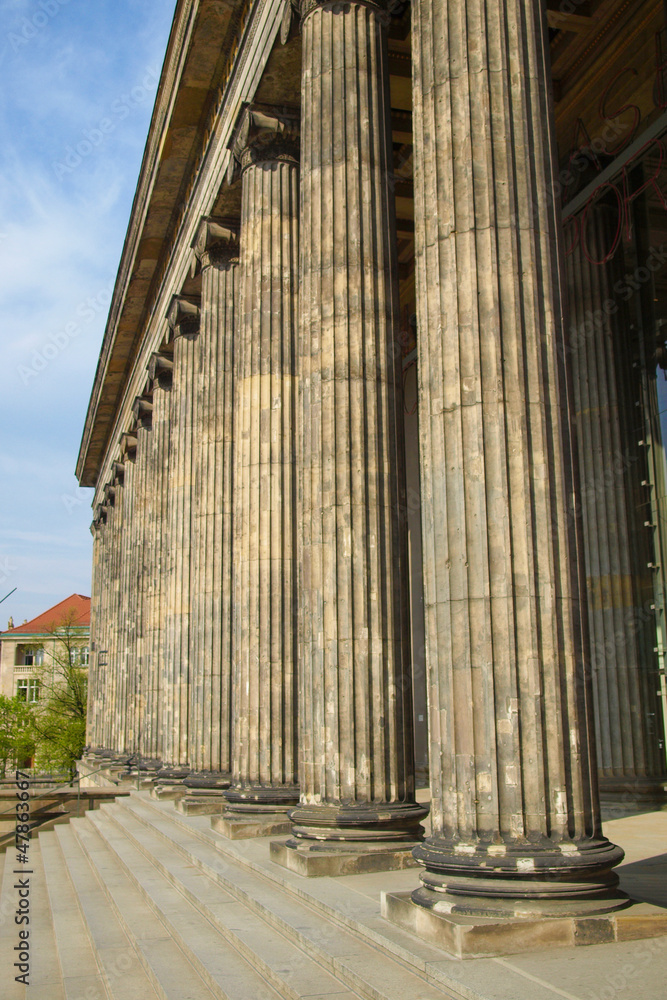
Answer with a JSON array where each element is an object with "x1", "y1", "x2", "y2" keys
[
  {"x1": 132, "y1": 396, "x2": 154, "y2": 428},
  {"x1": 120, "y1": 432, "x2": 137, "y2": 461},
  {"x1": 297, "y1": 0, "x2": 389, "y2": 23},
  {"x1": 167, "y1": 295, "x2": 201, "y2": 339},
  {"x1": 93, "y1": 504, "x2": 107, "y2": 527},
  {"x1": 112, "y1": 461, "x2": 125, "y2": 485},
  {"x1": 103, "y1": 483, "x2": 116, "y2": 507},
  {"x1": 147, "y1": 351, "x2": 174, "y2": 389},
  {"x1": 231, "y1": 104, "x2": 300, "y2": 173},
  {"x1": 192, "y1": 218, "x2": 240, "y2": 271}
]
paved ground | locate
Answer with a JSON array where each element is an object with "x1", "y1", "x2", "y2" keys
[{"x1": 333, "y1": 802, "x2": 667, "y2": 1000}]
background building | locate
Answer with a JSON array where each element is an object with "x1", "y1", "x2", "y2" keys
[{"x1": 0, "y1": 594, "x2": 90, "y2": 702}]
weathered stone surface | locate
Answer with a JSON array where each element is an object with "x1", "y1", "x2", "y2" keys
[
  {"x1": 189, "y1": 219, "x2": 239, "y2": 780},
  {"x1": 291, "y1": 0, "x2": 426, "y2": 847},
  {"x1": 145, "y1": 362, "x2": 172, "y2": 762},
  {"x1": 162, "y1": 296, "x2": 201, "y2": 766},
  {"x1": 224, "y1": 104, "x2": 300, "y2": 821},
  {"x1": 409, "y1": 0, "x2": 624, "y2": 907}
]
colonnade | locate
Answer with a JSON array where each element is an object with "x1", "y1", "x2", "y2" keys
[{"x1": 85, "y1": 0, "x2": 666, "y2": 912}]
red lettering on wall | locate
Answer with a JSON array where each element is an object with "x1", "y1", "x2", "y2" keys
[
  {"x1": 599, "y1": 68, "x2": 641, "y2": 155},
  {"x1": 580, "y1": 183, "x2": 623, "y2": 265},
  {"x1": 622, "y1": 139, "x2": 667, "y2": 240}
]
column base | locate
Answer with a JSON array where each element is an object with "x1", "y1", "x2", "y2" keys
[
  {"x1": 270, "y1": 837, "x2": 421, "y2": 877},
  {"x1": 412, "y1": 834, "x2": 626, "y2": 916},
  {"x1": 151, "y1": 767, "x2": 191, "y2": 800},
  {"x1": 175, "y1": 772, "x2": 232, "y2": 815},
  {"x1": 288, "y1": 800, "x2": 429, "y2": 843},
  {"x1": 271, "y1": 801, "x2": 428, "y2": 875},
  {"x1": 214, "y1": 784, "x2": 299, "y2": 838},
  {"x1": 599, "y1": 776, "x2": 667, "y2": 819}
]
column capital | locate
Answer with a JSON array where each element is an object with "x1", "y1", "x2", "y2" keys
[
  {"x1": 296, "y1": 0, "x2": 390, "y2": 23},
  {"x1": 92, "y1": 504, "x2": 108, "y2": 527},
  {"x1": 192, "y1": 218, "x2": 240, "y2": 271},
  {"x1": 147, "y1": 351, "x2": 174, "y2": 389},
  {"x1": 231, "y1": 104, "x2": 299, "y2": 173},
  {"x1": 103, "y1": 483, "x2": 116, "y2": 507},
  {"x1": 120, "y1": 432, "x2": 137, "y2": 461},
  {"x1": 132, "y1": 395, "x2": 153, "y2": 429},
  {"x1": 167, "y1": 295, "x2": 200, "y2": 339},
  {"x1": 112, "y1": 461, "x2": 125, "y2": 485}
]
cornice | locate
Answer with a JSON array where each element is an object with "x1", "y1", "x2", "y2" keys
[
  {"x1": 76, "y1": 0, "x2": 250, "y2": 488},
  {"x1": 82, "y1": 0, "x2": 286, "y2": 505}
]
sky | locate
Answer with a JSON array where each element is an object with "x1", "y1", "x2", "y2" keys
[{"x1": 0, "y1": 0, "x2": 177, "y2": 627}]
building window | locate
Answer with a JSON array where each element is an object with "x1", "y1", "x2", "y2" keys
[
  {"x1": 15, "y1": 646, "x2": 44, "y2": 666},
  {"x1": 16, "y1": 679, "x2": 39, "y2": 703},
  {"x1": 69, "y1": 646, "x2": 89, "y2": 667}
]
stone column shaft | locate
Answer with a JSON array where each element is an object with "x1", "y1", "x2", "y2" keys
[
  {"x1": 117, "y1": 453, "x2": 134, "y2": 752},
  {"x1": 567, "y1": 210, "x2": 667, "y2": 807},
  {"x1": 410, "y1": 0, "x2": 623, "y2": 910},
  {"x1": 162, "y1": 298, "x2": 200, "y2": 770},
  {"x1": 291, "y1": 0, "x2": 425, "y2": 848},
  {"x1": 224, "y1": 108, "x2": 300, "y2": 822},
  {"x1": 188, "y1": 221, "x2": 239, "y2": 789},
  {"x1": 129, "y1": 400, "x2": 152, "y2": 754},
  {"x1": 87, "y1": 511, "x2": 106, "y2": 747},
  {"x1": 147, "y1": 358, "x2": 172, "y2": 763}
]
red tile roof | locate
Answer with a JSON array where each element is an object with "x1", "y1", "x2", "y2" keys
[{"x1": 1, "y1": 594, "x2": 90, "y2": 636}]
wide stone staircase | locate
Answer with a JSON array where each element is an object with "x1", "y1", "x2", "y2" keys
[{"x1": 1, "y1": 790, "x2": 471, "y2": 1000}]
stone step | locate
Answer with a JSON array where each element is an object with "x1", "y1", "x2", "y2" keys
[
  {"x1": 1, "y1": 835, "x2": 66, "y2": 1000},
  {"x1": 96, "y1": 803, "x2": 365, "y2": 1000},
  {"x1": 53, "y1": 824, "x2": 162, "y2": 1000},
  {"x1": 39, "y1": 830, "x2": 111, "y2": 999},
  {"x1": 121, "y1": 793, "x2": 454, "y2": 972},
  {"x1": 64, "y1": 815, "x2": 222, "y2": 1000},
  {"x1": 71, "y1": 811, "x2": 291, "y2": 1000},
  {"x1": 104, "y1": 794, "x2": 463, "y2": 1000}
]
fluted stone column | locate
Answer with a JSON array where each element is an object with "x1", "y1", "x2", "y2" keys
[
  {"x1": 219, "y1": 106, "x2": 300, "y2": 835},
  {"x1": 408, "y1": 0, "x2": 624, "y2": 914},
  {"x1": 182, "y1": 220, "x2": 240, "y2": 812},
  {"x1": 116, "y1": 435, "x2": 135, "y2": 753},
  {"x1": 155, "y1": 297, "x2": 199, "y2": 796},
  {"x1": 567, "y1": 211, "x2": 667, "y2": 812},
  {"x1": 103, "y1": 434, "x2": 134, "y2": 756},
  {"x1": 145, "y1": 354, "x2": 173, "y2": 766},
  {"x1": 127, "y1": 394, "x2": 153, "y2": 758},
  {"x1": 283, "y1": 0, "x2": 426, "y2": 870},
  {"x1": 87, "y1": 508, "x2": 106, "y2": 749}
]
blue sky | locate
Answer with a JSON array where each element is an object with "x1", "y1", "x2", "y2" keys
[{"x1": 0, "y1": 0, "x2": 176, "y2": 627}]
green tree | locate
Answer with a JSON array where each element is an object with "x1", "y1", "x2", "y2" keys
[
  {"x1": 0, "y1": 695, "x2": 35, "y2": 778},
  {"x1": 30, "y1": 609, "x2": 88, "y2": 779}
]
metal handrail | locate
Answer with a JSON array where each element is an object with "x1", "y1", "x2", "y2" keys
[{"x1": 0, "y1": 759, "x2": 133, "y2": 820}]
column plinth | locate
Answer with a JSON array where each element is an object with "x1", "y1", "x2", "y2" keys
[
  {"x1": 220, "y1": 106, "x2": 300, "y2": 836},
  {"x1": 408, "y1": 0, "x2": 625, "y2": 914}
]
